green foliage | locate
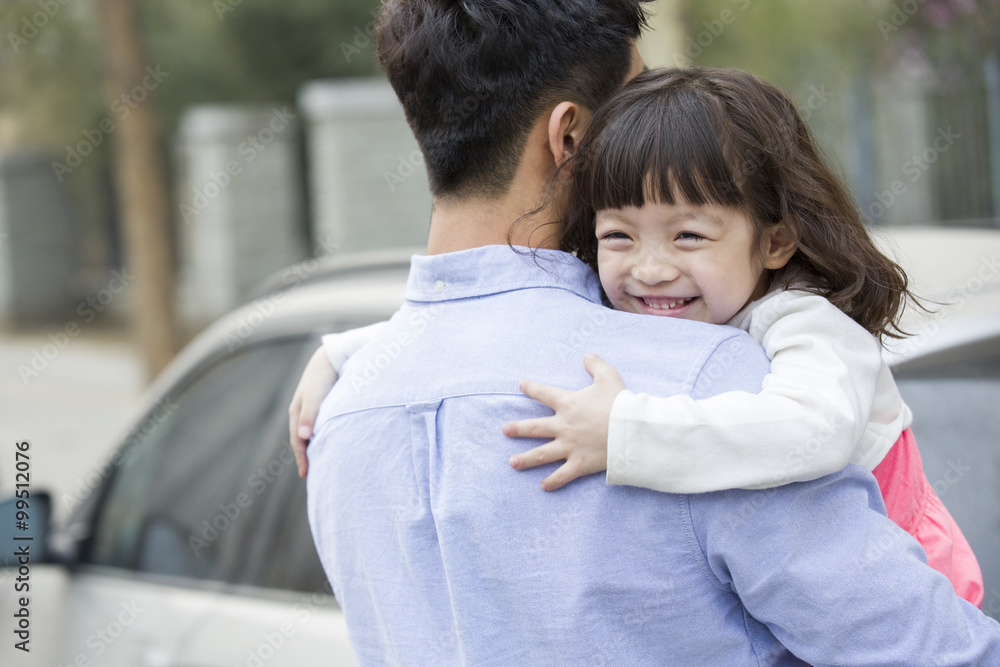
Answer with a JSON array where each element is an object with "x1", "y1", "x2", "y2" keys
[
  {"x1": 884, "y1": 0, "x2": 1000, "y2": 77},
  {"x1": 0, "y1": 2, "x2": 105, "y2": 148},
  {"x1": 0, "y1": 0, "x2": 382, "y2": 150},
  {"x1": 681, "y1": 0, "x2": 886, "y2": 94},
  {"x1": 143, "y1": 0, "x2": 383, "y2": 133}
]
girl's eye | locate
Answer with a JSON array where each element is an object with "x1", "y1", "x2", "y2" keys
[
  {"x1": 600, "y1": 231, "x2": 632, "y2": 241},
  {"x1": 677, "y1": 232, "x2": 705, "y2": 241}
]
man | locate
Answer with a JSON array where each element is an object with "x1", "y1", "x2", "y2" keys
[{"x1": 303, "y1": 1, "x2": 1000, "y2": 663}]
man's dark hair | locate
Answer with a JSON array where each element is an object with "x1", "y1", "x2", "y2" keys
[{"x1": 377, "y1": 0, "x2": 650, "y2": 198}]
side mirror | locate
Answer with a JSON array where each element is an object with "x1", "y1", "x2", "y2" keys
[{"x1": 0, "y1": 492, "x2": 51, "y2": 566}]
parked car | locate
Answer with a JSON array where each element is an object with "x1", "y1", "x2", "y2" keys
[
  {"x1": 0, "y1": 227, "x2": 998, "y2": 666},
  {"x1": 0, "y1": 248, "x2": 417, "y2": 667}
]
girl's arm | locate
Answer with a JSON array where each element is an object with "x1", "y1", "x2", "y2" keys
[
  {"x1": 609, "y1": 291, "x2": 907, "y2": 493},
  {"x1": 288, "y1": 321, "x2": 388, "y2": 477},
  {"x1": 507, "y1": 291, "x2": 908, "y2": 493},
  {"x1": 321, "y1": 321, "x2": 389, "y2": 372}
]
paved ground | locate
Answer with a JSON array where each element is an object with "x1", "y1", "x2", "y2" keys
[{"x1": 0, "y1": 327, "x2": 146, "y2": 523}]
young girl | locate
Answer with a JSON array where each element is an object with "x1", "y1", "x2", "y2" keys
[
  {"x1": 300, "y1": 67, "x2": 984, "y2": 608},
  {"x1": 503, "y1": 66, "x2": 984, "y2": 608}
]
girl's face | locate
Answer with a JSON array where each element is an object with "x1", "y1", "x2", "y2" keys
[{"x1": 596, "y1": 199, "x2": 781, "y2": 325}]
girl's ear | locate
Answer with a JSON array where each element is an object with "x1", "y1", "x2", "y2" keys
[{"x1": 763, "y1": 222, "x2": 798, "y2": 270}]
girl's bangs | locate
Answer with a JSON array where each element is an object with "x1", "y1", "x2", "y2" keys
[{"x1": 582, "y1": 89, "x2": 747, "y2": 212}]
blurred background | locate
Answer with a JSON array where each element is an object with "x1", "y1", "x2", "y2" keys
[
  {"x1": 0, "y1": 0, "x2": 997, "y2": 374},
  {"x1": 0, "y1": 0, "x2": 998, "y2": 661}
]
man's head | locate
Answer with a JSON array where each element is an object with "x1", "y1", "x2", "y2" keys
[{"x1": 377, "y1": 0, "x2": 651, "y2": 201}]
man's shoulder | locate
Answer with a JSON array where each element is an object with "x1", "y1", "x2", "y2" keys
[
  {"x1": 320, "y1": 289, "x2": 769, "y2": 416},
  {"x1": 530, "y1": 292, "x2": 757, "y2": 350},
  {"x1": 476, "y1": 290, "x2": 770, "y2": 400}
]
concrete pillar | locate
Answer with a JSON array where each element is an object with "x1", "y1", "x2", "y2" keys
[
  {"x1": 299, "y1": 78, "x2": 431, "y2": 255},
  {"x1": 985, "y1": 51, "x2": 1000, "y2": 226},
  {"x1": 175, "y1": 105, "x2": 306, "y2": 330},
  {"x1": 870, "y1": 70, "x2": 934, "y2": 226},
  {"x1": 0, "y1": 152, "x2": 80, "y2": 325}
]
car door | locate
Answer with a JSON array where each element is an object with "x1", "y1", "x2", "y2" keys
[{"x1": 58, "y1": 335, "x2": 356, "y2": 667}]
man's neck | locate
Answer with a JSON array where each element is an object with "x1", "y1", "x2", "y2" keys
[{"x1": 425, "y1": 192, "x2": 563, "y2": 255}]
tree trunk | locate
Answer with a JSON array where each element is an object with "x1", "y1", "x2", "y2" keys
[{"x1": 96, "y1": 0, "x2": 176, "y2": 378}]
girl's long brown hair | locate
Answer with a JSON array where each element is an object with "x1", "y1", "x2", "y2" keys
[{"x1": 561, "y1": 67, "x2": 915, "y2": 340}]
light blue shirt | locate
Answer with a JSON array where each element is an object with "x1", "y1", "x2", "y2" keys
[{"x1": 307, "y1": 245, "x2": 1000, "y2": 665}]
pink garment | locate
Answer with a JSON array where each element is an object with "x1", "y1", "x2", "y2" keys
[{"x1": 871, "y1": 428, "x2": 984, "y2": 608}]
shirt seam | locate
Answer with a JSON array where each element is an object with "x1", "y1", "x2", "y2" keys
[
  {"x1": 686, "y1": 330, "x2": 746, "y2": 395},
  {"x1": 406, "y1": 282, "x2": 598, "y2": 303},
  {"x1": 682, "y1": 495, "x2": 766, "y2": 663},
  {"x1": 741, "y1": 608, "x2": 767, "y2": 667},
  {"x1": 680, "y1": 495, "x2": 730, "y2": 593},
  {"x1": 321, "y1": 390, "x2": 530, "y2": 419}
]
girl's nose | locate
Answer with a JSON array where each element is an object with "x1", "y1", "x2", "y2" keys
[{"x1": 631, "y1": 253, "x2": 679, "y2": 285}]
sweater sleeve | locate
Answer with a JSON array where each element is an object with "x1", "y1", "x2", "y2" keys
[
  {"x1": 606, "y1": 292, "x2": 888, "y2": 494},
  {"x1": 321, "y1": 321, "x2": 389, "y2": 373}
]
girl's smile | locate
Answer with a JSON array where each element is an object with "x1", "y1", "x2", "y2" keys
[
  {"x1": 635, "y1": 295, "x2": 699, "y2": 317},
  {"x1": 595, "y1": 198, "x2": 786, "y2": 325}
]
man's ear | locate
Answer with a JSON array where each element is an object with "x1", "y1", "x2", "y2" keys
[
  {"x1": 763, "y1": 222, "x2": 798, "y2": 270},
  {"x1": 546, "y1": 101, "x2": 589, "y2": 170}
]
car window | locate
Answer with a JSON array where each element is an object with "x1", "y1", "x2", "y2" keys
[
  {"x1": 895, "y1": 356, "x2": 1000, "y2": 620},
  {"x1": 83, "y1": 337, "x2": 329, "y2": 593},
  {"x1": 249, "y1": 450, "x2": 334, "y2": 594}
]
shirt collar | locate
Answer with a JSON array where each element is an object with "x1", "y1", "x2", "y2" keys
[{"x1": 405, "y1": 245, "x2": 603, "y2": 303}]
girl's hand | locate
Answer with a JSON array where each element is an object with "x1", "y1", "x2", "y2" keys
[
  {"x1": 288, "y1": 346, "x2": 339, "y2": 478},
  {"x1": 503, "y1": 354, "x2": 626, "y2": 491}
]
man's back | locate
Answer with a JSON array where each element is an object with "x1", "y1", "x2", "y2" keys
[{"x1": 308, "y1": 246, "x2": 1000, "y2": 665}]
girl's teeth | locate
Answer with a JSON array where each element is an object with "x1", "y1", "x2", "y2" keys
[{"x1": 644, "y1": 297, "x2": 693, "y2": 310}]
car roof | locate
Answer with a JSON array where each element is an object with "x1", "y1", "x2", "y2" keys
[
  {"x1": 138, "y1": 252, "x2": 412, "y2": 418},
  {"x1": 874, "y1": 226, "x2": 1000, "y2": 371},
  {"x1": 241, "y1": 247, "x2": 423, "y2": 303}
]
